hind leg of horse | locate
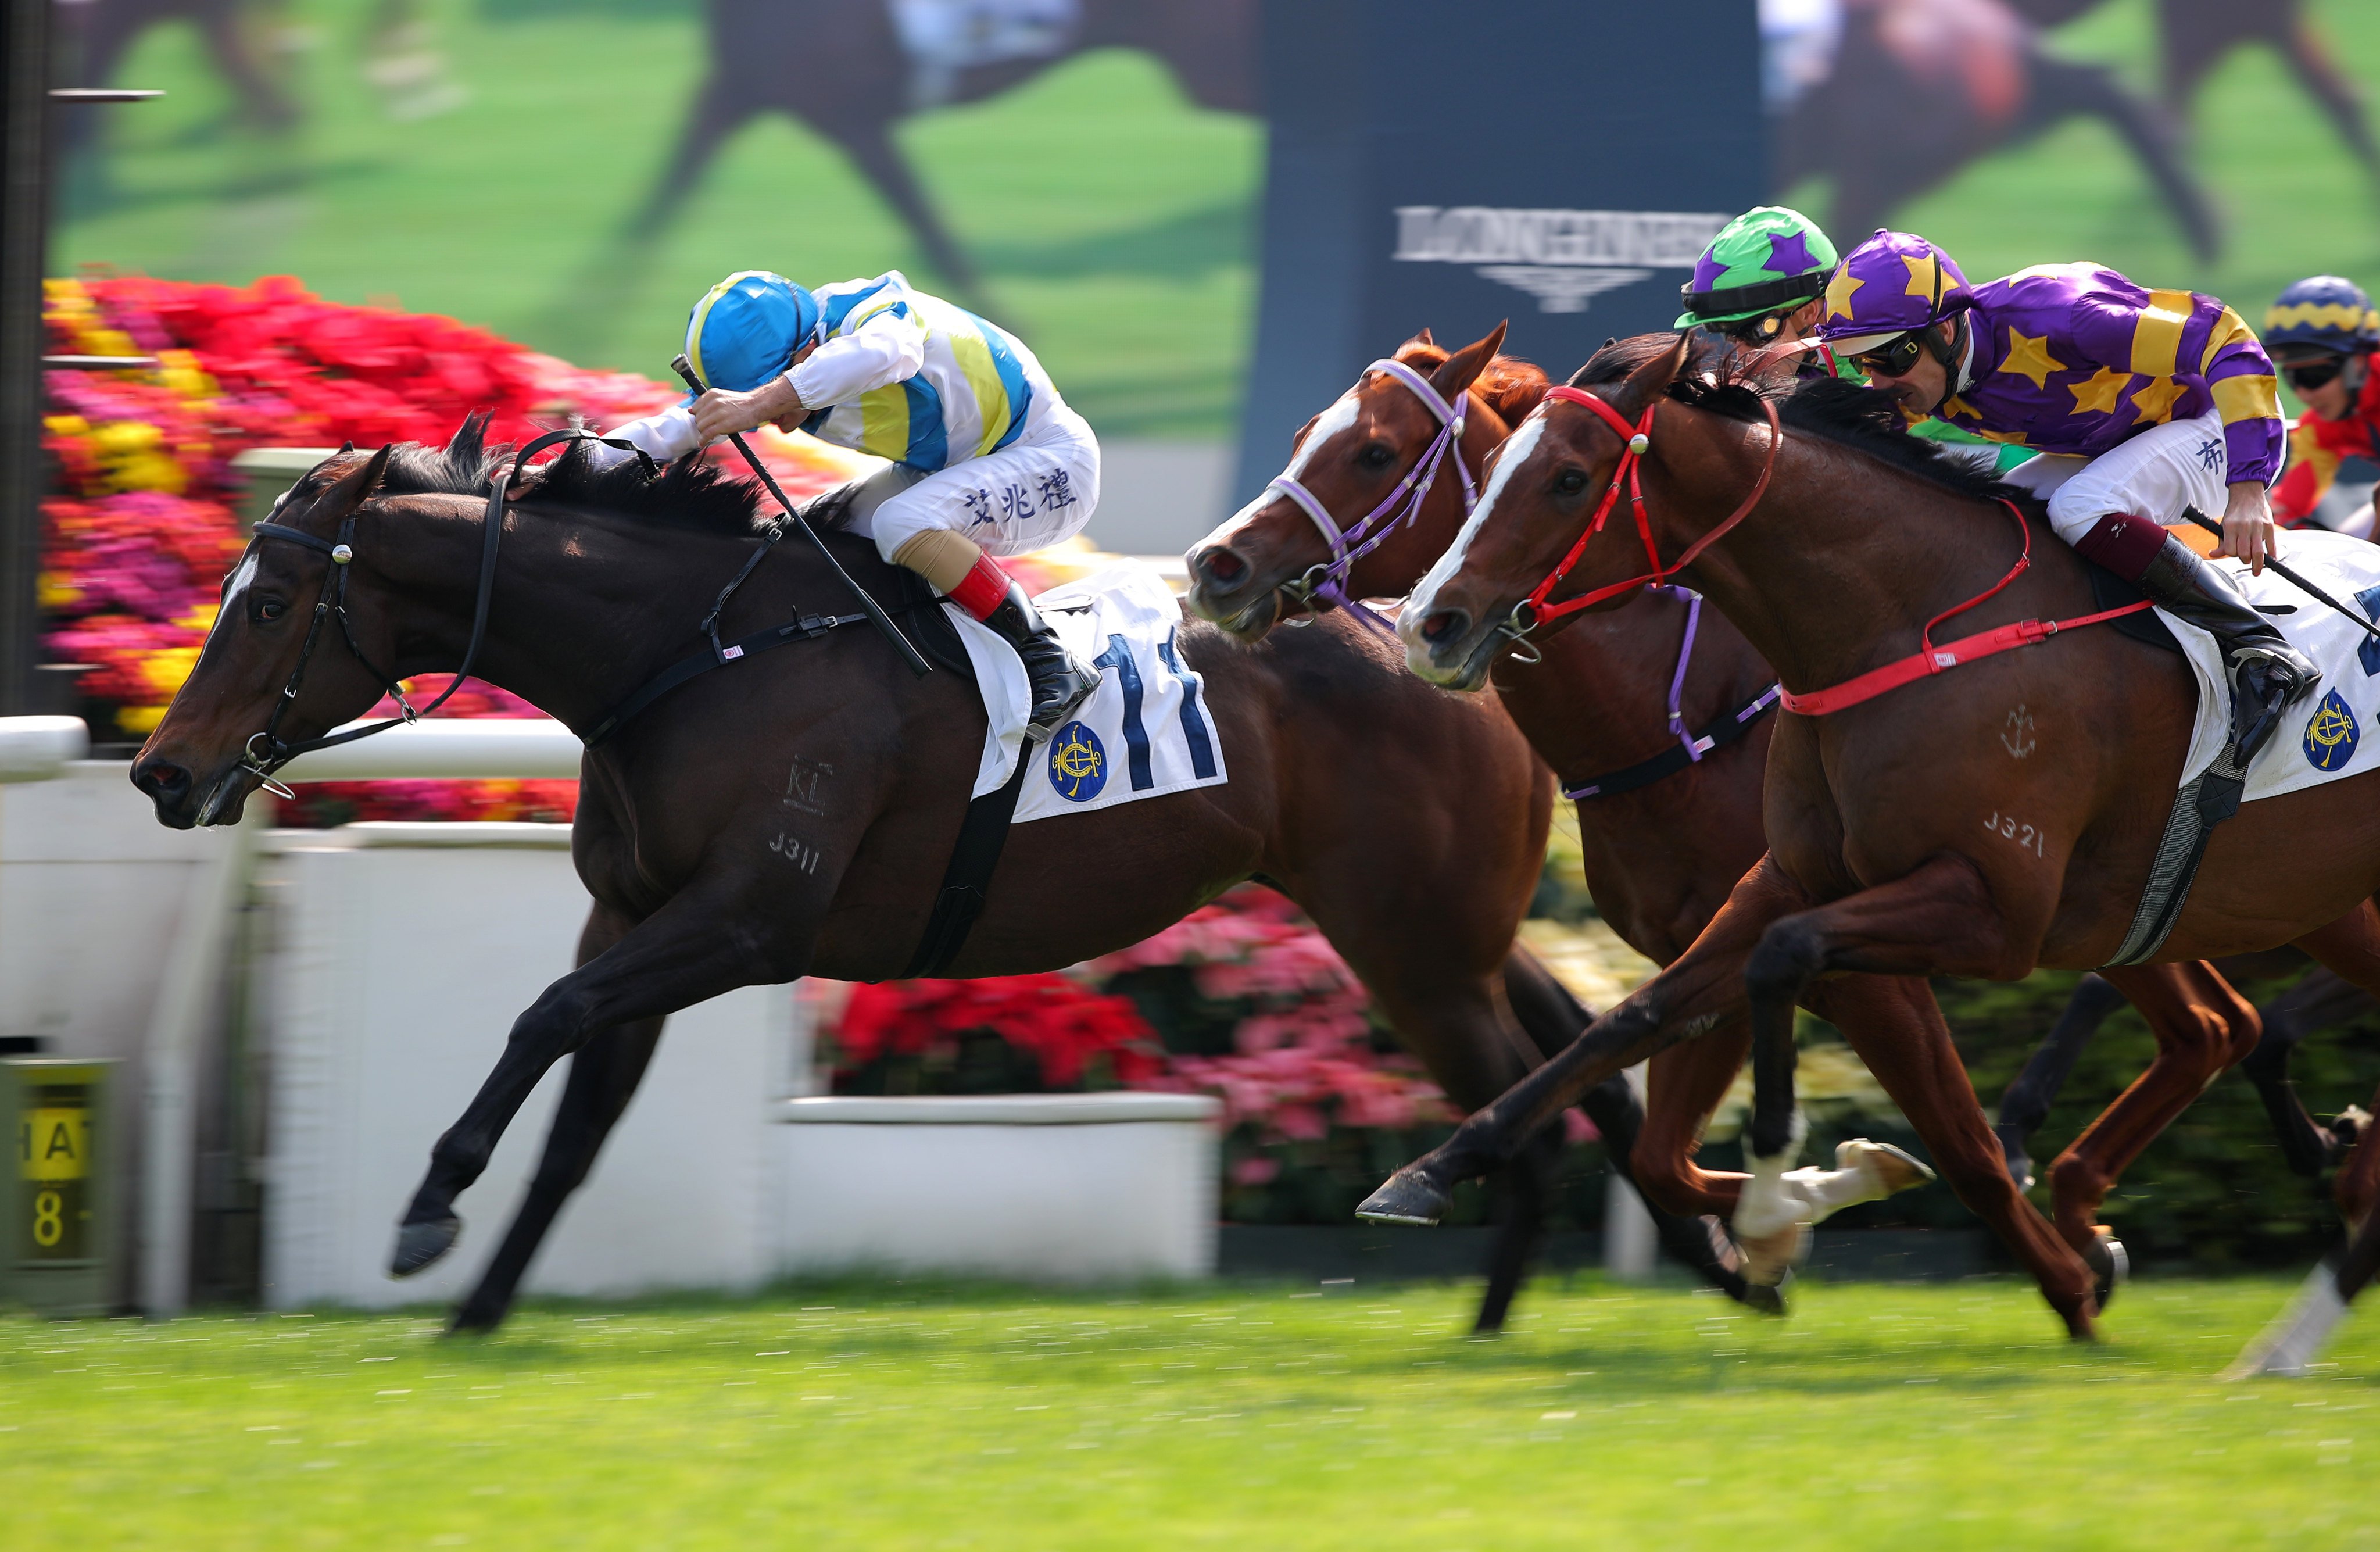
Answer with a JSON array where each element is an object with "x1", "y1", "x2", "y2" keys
[
  {"x1": 1995, "y1": 972, "x2": 2127, "y2": 1190},
  {"x1": 1740, "y1": 857, "x2": 2098, "y2": 1336},
  {"x1": 199, "y1": 3, "x2": 298, "y2": 133},
  {"x1": 2039, "y1": 962, "x2": 2257, "y2": 1278},
  {"x1": 2290, "y1": 906, "x2": 2380, "y2": 1226},
  {"x1": 828, "y1": 120, "x2": 987, "y2": 303},
  {"x1": 1361, "y1": 856, "x2": 1809, "y2": 1225},
  {"x1": 1502, "y1": 950, "x2": 1746, "y2": 1293},
  {"x1": 2277, "y1": 16, "x2": 2380, "y2": 187},
  {"x1": 2244, "y1": 967, "x2": 2375, "y2": 1176},
  {"x1": 2027, "y1": 55, "x2": 2220, "y2": 260},
  {"x1": 391, "y1": 881, "x2": 786, "y2": 1277},
  {"x1": 627, "y1": 79, "x2": 760, "y2": 235},
  {"x1": 449, "y1": 1017, "x2": 663, "y2": 1334}
]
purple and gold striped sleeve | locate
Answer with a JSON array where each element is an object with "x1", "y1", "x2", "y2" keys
[{"x1": 2187, "y1": 296, "x2": 2284, "y2": 487}]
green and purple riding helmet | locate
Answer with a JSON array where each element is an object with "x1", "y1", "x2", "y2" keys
[{"x1": 1675, "y1": 206, "x2": 1839, "y2": 344}]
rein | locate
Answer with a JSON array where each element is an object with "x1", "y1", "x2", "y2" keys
[
  {"x1": 1266, "y1": 357, "x2": 1477, "y2": 631},
  {"x1": 1501, "y1": 384, "x2": 1781, "y2": 645},
  {"x1": 233, "y1": 427, "x2": 653, "y2": 797},
  {"x1": 1776, "y1": 498, "x2": 2151, "y2": 717}
]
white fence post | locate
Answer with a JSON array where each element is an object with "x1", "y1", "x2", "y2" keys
[{"x1": 1604, "y1": 1061, "x2": 1657, "y2": 1282}]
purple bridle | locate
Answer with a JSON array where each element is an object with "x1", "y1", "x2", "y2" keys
[{"x1": 1262, "y1": 357, "x2": 1478, "y2": 631}]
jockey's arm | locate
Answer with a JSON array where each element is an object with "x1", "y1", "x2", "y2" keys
[
  {"x1": 690, "y1": 303, "x2": 929, "y2": 442},
  {"x1": 2194, "y1": 303, "x2": 2287, "y2": 572}
]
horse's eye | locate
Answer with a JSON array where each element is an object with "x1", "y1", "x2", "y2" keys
[
  {"x1": 1359, "y1": 442, "x2": 1397, "y2": 469},
  {"x1": 254, "y1": 597, "x2": 288, "y2": 624},
  {"x1": 1554, "y1": 469, "x2": 1588, "y2": 496}
]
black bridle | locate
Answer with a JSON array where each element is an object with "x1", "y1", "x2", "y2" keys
[{"x1": 229, "y1": 428, "x2": 654, "y2": 802}]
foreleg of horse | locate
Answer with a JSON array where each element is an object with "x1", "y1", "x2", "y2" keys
[
  {"x1": 200, "y1": 5, "x2": 297, "y2": 132},
  {"x1": 390, "y1": 882, "x2": 785, "y2": 1277},
  {"x1": 1633, "y1": 1021, "x2": 1755, "y2": 1220},
  {"x1": 448, "y1": 1017, "x2": 663, "y2": 1334},
  {"x1": 1994, "y1": 972, "x2": 2127, "y2": 1190},
  {"x1": 2243, "y1": 968, "x2": 2375, "y2": 1177},
  {"x1": 1357, "y1": 857, "x2": 1806, "y2": 1227},
  {"x1": 1502, "y1": 949, "x2": 1747, "y2": 1293},
  {"x1": 2028, "y1": 55, "x2": 2220, "y2": 260},
  {"x1": 2290, "y1": 907, "x2": 2380, "y2": 1226},
  {"x1": 830, "y1": 121, "x2": 987, "y2": 305},
  {"x1": 2042, "y1": 962, "x2": 2258, "y2": 1270},
  {"x1": 2278, "y1": 16, "x2": 2380, "y2": 186},
  {"x1": 626, "y1": 78, "x2": 758, "y2": 236},
  {"x1": 1470, "y1": 1125, "x2": 1556, "y2": 1335},
  {"x1": 1740, "y1": 856, "x2": 2098, "y2": 1336}
]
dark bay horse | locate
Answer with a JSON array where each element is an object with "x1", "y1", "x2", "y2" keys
[
  {"x1": 126, "y1": 424, "x2": 1728, "y2": 1335},
  {"x1": 1180, "y1": 325, "x2": 2302, "y2": 1306},
  {"x1": 1373, "y1": 333, "x2": 2380, "y2": 1338},
  {"x1": 631, "y1": 0, "x2": 1258, "y2": 300}
]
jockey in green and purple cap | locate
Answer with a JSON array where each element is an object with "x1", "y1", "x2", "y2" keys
[
  {"x1": 1679, "y1": 208, "x2": 2034, "y2": 475},
  {"x1": 1812, "y1": 228, "x2": 2315, "y2": 764}
]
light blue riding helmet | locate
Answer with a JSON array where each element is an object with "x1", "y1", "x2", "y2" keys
[{"x1": 684, "y1": 271, "x2": 820, "y2": 392}]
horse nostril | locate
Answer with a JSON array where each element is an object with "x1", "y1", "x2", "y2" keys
[
  {"x1": 1194, "y1": 545, "x2": 1248, "y2": 589},
  {"x1": 132, "y1": 758, "x2": 191, "y2": 800},
  {"x1": 1420, "y1": 609, "x2": 1470, "y2": 645}
]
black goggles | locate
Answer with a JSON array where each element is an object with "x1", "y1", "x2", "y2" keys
[
  {"x1": 2284, "y1": 358, "x2": 2346, "y2": 392},
  {"x1": 1847, "y1": 332, "x2": 1928, "y2": 379},
  {"x1": 1713, "y1": 312, "x2": 1791, "y2": 345}
]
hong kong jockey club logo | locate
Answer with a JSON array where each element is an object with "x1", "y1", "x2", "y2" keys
[
  {"x1": 1393, "y1": 206, "x2": 1730, "y2": 314},
  {"x1": 2303, "y1": 687, "x2": 2360, "y2": 771},
  {"x1": 1047, "y1": 720, "x2": 1107, "y2": 802}
]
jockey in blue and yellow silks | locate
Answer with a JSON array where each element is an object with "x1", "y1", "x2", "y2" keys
[
  {"x1": 606, "y1": 269, "x2": 1102, "y2": 740},
  {"x1": 1812, "y1": 230, "x2": 2317, "y2": 766}
]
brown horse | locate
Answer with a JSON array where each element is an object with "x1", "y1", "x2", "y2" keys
[
  {"x1": 1181, "y1": 325, "x2": 2306, "y2": 1304},
  {"x1": 1778, "y1": 0, "x2": 2218, "y2": 260},
  {"x1": 124, "y1": 421, "x2": 1733, "y2": 1335},
  {"x1": 629, "y1": 0, "x2": 1258, "y2": 301},
  {"x1": 1367, "y1": 334, "x2": 2380, "y2": 1337}
]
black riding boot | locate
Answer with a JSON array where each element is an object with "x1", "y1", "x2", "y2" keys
[
  {"x1": 2136, "y1": 534, "x2": 2318, "y2": 762},
  {"x1": 983, "y1": 581, "x2": 1100, "y2": 742}
]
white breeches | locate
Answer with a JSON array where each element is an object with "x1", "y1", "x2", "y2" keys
[
  {"x1": 2000, "y1": 409, "x2": 2237, "y2": 546},
  {"x1": 842, "y1": 402, "x2": 1101, "y2": 563}
]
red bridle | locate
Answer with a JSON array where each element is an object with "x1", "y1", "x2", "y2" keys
[{"x1": 1504, "y1": 383, "x2": 1781, "y2": 639}]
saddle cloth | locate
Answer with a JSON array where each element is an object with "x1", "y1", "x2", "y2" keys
[
  {"x1": 2170, "y1": 527, "x2": 2380, "y2": 803},
  {"x1": 947, "y1": 563, "x2": 1229, "y2": 824}
]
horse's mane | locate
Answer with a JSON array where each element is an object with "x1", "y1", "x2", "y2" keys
[
  {"x1": 1569, "y1": 333, "x2": 2016, "y2": 505},
  {"x1": 1390, "y1": 339, "x2": 1551, "y2": 424},
  {"x1": 372, "y1": 413, "x2": 767, "y2": 537}
]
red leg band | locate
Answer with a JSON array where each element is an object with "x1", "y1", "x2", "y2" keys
[
  {"x1": 2073, "y1": 511, "x2": 2168, "y2": 582},
  {"x1": 946, "y1": 552, "x2": 1012, "y2": 621}
]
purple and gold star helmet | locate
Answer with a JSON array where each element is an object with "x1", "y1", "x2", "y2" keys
[{"x1": 1812, "y1": 230, "x2": 1973, "y2": 356}]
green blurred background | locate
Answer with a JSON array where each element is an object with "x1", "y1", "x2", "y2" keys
[{"x1": 55, "y1": 0, "x2": 2380, "y2": 443}]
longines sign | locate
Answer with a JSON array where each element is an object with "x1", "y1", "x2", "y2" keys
[{"x1": 1392, "y1": 206, "x2": 1733, "y2": 314}]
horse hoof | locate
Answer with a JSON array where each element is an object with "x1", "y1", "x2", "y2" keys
[
  {"x1": 1841, "y1": 1138, "x2": 1935, "y2": 1195},
  {"x1": 445, "y1": 1301, "x2": 504, "y2": 1337},
  {"x1": 1357, "y1": 1169, "x2": 1450, "y2": 1226},
  {"x1": 1741, "y1": 1279, "x2": 1790, "y2": 1317},
  {"x1": 2085, "y1": 1228, "x2": 2130, "y2": 1313},
  {"x1": 389, "y1": 1215, "x2": 461, "y2": 1278},
  {"x1": 1737, "y1": 1222, "x2": 1811, "y2": 1289}
]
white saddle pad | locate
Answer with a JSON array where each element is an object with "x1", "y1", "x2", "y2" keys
[
  {"x1": 947, "y1": 563, "x2": 1229, "y2": 824},
  {"x1": 2171, "y1": 528, "x2": 2380, "y2": 802}
]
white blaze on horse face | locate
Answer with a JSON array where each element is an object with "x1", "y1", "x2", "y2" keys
[
  {"x1": 206, "y1": 553, "x2": 260, "y2": 649},
  {"x1": 1405, "y1": 413, "x2": 1548, "y2": 638},
  {"x1": 1205, "y1": 388, "x2": 1367, "y2": 548}
]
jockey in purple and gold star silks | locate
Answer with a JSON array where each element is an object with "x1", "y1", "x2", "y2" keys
[{"x1": 1813, "y1": 229, "x2": 2314, "y2": 766}]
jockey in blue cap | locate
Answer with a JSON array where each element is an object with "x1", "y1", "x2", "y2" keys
[{"x1": 606, "y1": 269, "x2": 1102, "y2": 740}]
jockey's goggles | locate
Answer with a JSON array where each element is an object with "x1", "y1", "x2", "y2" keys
[
  {"x1": 1845, "y1": 331, "x2": 1929, "y2": 379},
  {"x1": 2284, "y1": 357, "x2": 2347, "y2": 392},
  {"x1": 1713, "y1": 310, "x2": 1793, "y2": 345}
]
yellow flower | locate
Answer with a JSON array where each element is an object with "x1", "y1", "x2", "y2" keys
[
  {"x1": 174, "y1": 603, "x2": 219, "y2": 633},
  {"x1": 37, "y1": 571, "x2": 81, "y2": 610},
  {"x1": 156, "y1": 349, "x2": 216, "y2": 402},
  {"x1": 111, "y1": 451, "x2": 187, "y2": 495},
  {"x1": 91, "y1": 420, "x2": 163, "y2": 456},
  {"x1": 77, "y1": 328, "x2": 142, "y2": 360},
  {"x1": 43, "y1": 414, "x2": 90, "y2": 439},
  {"x1": 116, "y1": 705, "x2": 167, "y2": 736},
  {"x1": 140, "y1": 648, "x2": 201, "y2": 698}
]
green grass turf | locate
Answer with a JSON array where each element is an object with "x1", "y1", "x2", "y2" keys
[
  {"x1": 51, "y1": 0, "x2": 1259, "y2": 437},
  {"x1": 5, "y1": 1274, "x2": 2379, "y2": 1549}
]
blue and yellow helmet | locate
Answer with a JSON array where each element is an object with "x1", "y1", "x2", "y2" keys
[
  {"x1": 2264, "y1": 275, "x2": 2379, "y2": 363},
  {"x1": 685, "y1": 271, "x2": 819, "y2": 392}
]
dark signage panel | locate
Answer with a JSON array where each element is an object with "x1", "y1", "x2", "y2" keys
[{"x1": 1236, "y1": 0, "x2": 1765, "y2": 503}]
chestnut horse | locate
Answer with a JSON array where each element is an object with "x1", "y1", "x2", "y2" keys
[
  {"x1": 1369, "y1": 334, "x2": 2380, "y2": 1338},
  {"x1": 126, "y1": 424, "x2": 1733, "y2": 1335},
  {"x1": 1182, "y1": 326, "x2": 2302, "y2": 1307}
]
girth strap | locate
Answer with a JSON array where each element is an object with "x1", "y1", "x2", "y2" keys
[
  {"x1": 897, "y1": 757, "x2": 1032, "y2": 979},
  {"x1": 1563, "y1": 683, "x2": 1780, "y2": 800}
]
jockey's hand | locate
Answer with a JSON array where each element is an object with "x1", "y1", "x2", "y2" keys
[
  {"x1": 692, "y1": 374, "x2": 804, "y2": 444},
  {"x1": 2216, "y1": 480, "x2": 2278, "y2": 575}
]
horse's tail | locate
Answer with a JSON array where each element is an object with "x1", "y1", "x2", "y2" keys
[{"x1": 2023, "y1": 53, "x2": 2222, "y2": 262}]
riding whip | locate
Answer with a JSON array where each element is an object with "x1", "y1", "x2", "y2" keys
[
  {"x1": 2181, "y1": 507, "x2": 2380, "y2": 646},
  {"x1": 671, "y1": 355, "x2": 932, "y2": 677}
]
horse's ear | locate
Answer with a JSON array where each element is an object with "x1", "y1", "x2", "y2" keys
[
  {"x1": 1429, "y1": 321, "x2": 1508, "y2": 400},
  {"x1": 1287, "y1": 412, "x2": 1320, "y2": 450},
  {"x1": 338, "y1": 440, "x2": 355, "y2": 454},
  {"x1": 1606, "y1": 333, "x2": 1694, "y2": 417},
  {"x1": 321, "y1": 444, "x2": 395, "y2": 514},
  {"x1": 445, "y1": 410, "x2": 490, "y2": 462}
]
